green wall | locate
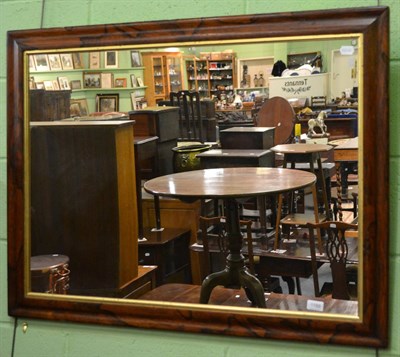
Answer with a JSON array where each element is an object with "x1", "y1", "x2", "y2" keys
[{"x1": 1, "y1": 0, "x2": 399, "y2": 356}]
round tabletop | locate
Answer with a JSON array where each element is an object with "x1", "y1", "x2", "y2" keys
[
  {"x1": 144, "y1": 167, "x2": 316, "y2": 200},
  {"x1": 270, "y1": 143, "x2": 333, "y2": 154}
]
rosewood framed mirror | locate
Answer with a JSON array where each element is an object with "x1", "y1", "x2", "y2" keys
[{"x1": 7, "y1": 6, "x2": 389, "y2": 347}]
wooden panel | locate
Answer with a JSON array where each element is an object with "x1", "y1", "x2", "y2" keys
[
  {"x1": 30, "y1": 89, "x2": 71, "y2": 121},
  {"x1": 141, "y1": 194, "x2": 204, "y2": 284},
  {"x1": 30, "y1": 121, "x2": 138, "y2": 296}
]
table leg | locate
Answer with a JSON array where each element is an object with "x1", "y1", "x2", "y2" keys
[{"x1": 200, "y1": 198, "x2": 266, "y2": 308}]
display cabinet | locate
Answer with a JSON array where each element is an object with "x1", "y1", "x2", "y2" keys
[{"x1": 142, "y1": 52, "x2": 184, "y2": 106}]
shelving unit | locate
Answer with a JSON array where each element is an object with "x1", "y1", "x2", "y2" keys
[
  {"x1": 29, "y1": 51, "x2": 146, "y2": 113},
  {"x1": 185, "y1": 57, "x2": 236, "y2": 99}
]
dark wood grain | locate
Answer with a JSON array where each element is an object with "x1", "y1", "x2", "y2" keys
[{"x1": 7, "y1": 6, "x2": 389, "y2": 347}]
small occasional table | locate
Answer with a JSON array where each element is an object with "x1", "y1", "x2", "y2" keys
[{"x1": 144, "y1": 167, "x2": 317, "y2": 308}]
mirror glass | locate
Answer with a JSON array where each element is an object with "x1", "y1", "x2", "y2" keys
[
  {"x1": 26, "y1": 35, "x2": 362, "y2": 317},
  {"x1": 8, "y1": 7, "x2": 389, "y2": 346}
]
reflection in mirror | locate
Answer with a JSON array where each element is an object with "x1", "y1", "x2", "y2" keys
[
  {"x1": 8, "y1": 7, "x2": 389, "y2": 347},
  {"x1": 27, "y1": 36, "x2": 361, "y2": 316}
]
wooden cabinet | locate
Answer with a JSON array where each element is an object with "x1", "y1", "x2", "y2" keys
[
  {"x1": 142, "y1": 52, "x2": 184, "y2": 106},
  {"x1": 138, "y1": 228, "x2": 191, "y2": 286},
  {"x1": 30, "y1": 89, "x2": 71, "y2": 121},
  {"x1": 141, "y1": 192, "x2": 211, "y2": 284},
  {"x1": 30, "y1": 121, "x2": 139, "y2": 297},
  {"x1": 129, "y1": 106, "x2": 180, "y2": 175},
  {"x1": 185, "y1": 57, "x2": 236, "y2": 99}
]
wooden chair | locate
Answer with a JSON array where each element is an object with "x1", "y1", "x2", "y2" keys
[
  {"x1": 170, "y1": 90, "x2": 203, "y2": 143},
  {"x1": 306, "y1": 221, "x2": 358, "y2": 300}
]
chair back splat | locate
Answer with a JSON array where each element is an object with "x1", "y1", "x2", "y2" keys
[
  {"x1": 307, "y1": 220, "x2": 358, "y2": 300},
  {"x1": 170, "y1": 90, "x2": 203, "y2": 142}
]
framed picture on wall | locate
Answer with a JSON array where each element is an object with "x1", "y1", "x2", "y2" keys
[
  {"x1": 60, "y1": 53, "x2": 74, "y2": 70},
  {"x1": 29, "y1": 55, "x2": 36, "y2": 71},
  {"x1": 105, "y1": 50, "x2": 118, "y2": 68},
  {"x1": 72, "y1": 53, "x2": 84, "y2": 69},
  {"x1": 57, "y1": 76, "x2": 70, "y2": 90},
  {"x1": 89, "y1": 52, "x2": 100, "y2": 69},
  {"x1": 70, "y1": 98, "x2": 89, "y2": 117},
  {"x1": 33, "y1": 54, "x2": 49, "y2": 71},
  {"x1": 100, "y1": 72, "x2": 113, "y2": 88},
  {"x1": 83, "y1": 72, "x2": 101, "y2": 88},
  {"x1": 47, "y1": 54, "x2": 62, "y2": 71},
  {"x1": 52, "y1": 80, "x2": 60, "y2": 90},
  {"x1": 130, "y1": 74, "x2": 137, "y2": 87},
  {"x1": 96, "y1": 93, "x2": 119, "y2": 112},
  {"x1": 115, "y1": 78, "x2": 127, "y2": 88},
  {"x1": 286, "y1": 51, "x2": 322, "y2": 69},
  {"x1": 130, "y1": 50, "x2": 142, "y2": 67},
  {"x1": 136, "y1": 77, "x2": 144, "y2": 87},
  {"x1": 43, "y1": 80, "x2": 54, "y2": 91},
  {"x1": 70, "y1": 80, "x2": 82, "y2": 90}
]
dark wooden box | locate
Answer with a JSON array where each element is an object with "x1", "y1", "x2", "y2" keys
[
  {"x1": 220, "y1": 127, "x2": 275, "y2": 150},
  {"x1": 129, "y1": 106, "x2": 180, "y2": 142},
  {"x1": 30, "y1": 89, "x2": 71, "y2": 121}
]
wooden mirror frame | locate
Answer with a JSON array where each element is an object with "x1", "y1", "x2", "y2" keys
[{"x1": 7, "y1": 7, "x2": 389, "y2": 347}]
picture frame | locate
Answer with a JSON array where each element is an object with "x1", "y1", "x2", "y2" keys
[
  {"x1": 114, "y1": 78, "x2": 127, "y2": 88},
  {"x1": 83, "y1": 72, "x2": 101, "y2": 88},
  {"x1": 29, "y1": 76, "x2": 36, "y2": 89},
  {"x1": 100, "y1": 72, "x2": 113, "y2": 88},
  {"x1": 33, "y1": 54, "x2": 49, "y2": 71},
  {"x1": 70, "y1": 80, "x2": 82, "y2": 90},
  {"x1": 96, "y1": 93, "x2": 119, "y2": 112},
  {"x1": 60, "y1": 53, "x2": 74, "y2": 70},
  {"x1": 28, "y1": 55, "x2": 36, "y2": 71},
  {"x1": 104, "y1": 50, "x2": 118, "y2": 68},
  {"x1": 130, "y1": 74, "x2": 137, "y2": 87},
  {"x1": 47, "y1": 54, "x2": 62, "y2": 71},
  {"x1": 43, "y1": 80, "x2": 54, "y2": 90},
  {"x1": 70, "y1": 98, "x2": 89, "y2": 117},
  {"x1": 130, "y1": 50, "x2": 142, "y2": 67},
  {"x1": 136, "y1": 77, "x2": 144, "y2": 87},
  {"x1": 72, "y1": 52, "x2": 84, "y2": 69},
  {"x1": 89, "y1": 52, "x2": 100, "y2": 69},
  {"x1": 57, "y1": 76, "x2": 70, "y2": 90},
  {"x1": 287, "y1": 51, "x2": 321, "y2": 69},
  {"x1": 131, "y1": 92, "x2": 147, "y2": 110},
  {"x1": 52, "y1": 80, "x2": 60, "y2": 90},
  {"x1": 130, "y1": 92, "x2": 137, "y2": 109}
]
